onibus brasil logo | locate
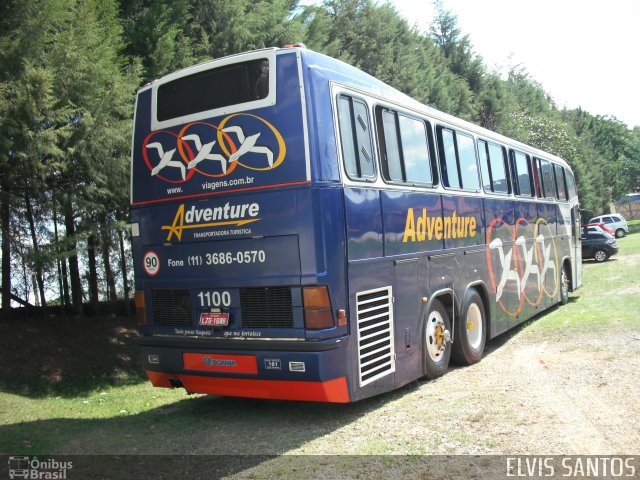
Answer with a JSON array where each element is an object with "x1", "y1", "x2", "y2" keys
[
  {"x1": 142, "y1": 113, "x2": 286, "y2": 182},
  {"x1": 8, "y1": 456, "x2": 73, "y2": 479}
]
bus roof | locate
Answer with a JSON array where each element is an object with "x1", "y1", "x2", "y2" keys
[
  {"x1": 138, "y1": 46, "x2": 571, "y2": 171},
  {"x1": 295, "y1": 48, "x2": 571, "y2": 171}
]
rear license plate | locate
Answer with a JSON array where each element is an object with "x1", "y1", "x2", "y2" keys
[{"x1": 199, "y1": 312, "x2": 229, "y2": 327}]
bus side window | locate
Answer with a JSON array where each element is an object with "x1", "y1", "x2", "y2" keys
[
  {"x1": 532, "y1": 157, "x2": 543, "y2": 197},
  {"x1": 510, "y1": 150, "x2": 533, "y2": 197},
  {"x1": 457, "y1": 132, "x2": 480, "y2": 190},
  {"x1": 379, "y1": 109, "x2": 403, "y2": 181},
  {"x1": 539, "y1": 158, "x2": 556, "y2": 199},
  {"x1": 398, "y1": 114, "x2": 432, "y2": 184},
  {"x1": 437, "y1": 127, "x2": 479, "y2": 191},
  {"x1": 554, "y1": 164, "x2": 568, "y2": 201},
  {"x1": 437, "y1": 127, "x2": 460, "y2": 189},
  {"x1": 337, "y1": 95, "x2": 376, "y2": 181},
  {"x1": 489, "y1": 143, "x2": 509, "y2": 193},
  {"x1": 479, "y1": 139, "x2": 509, "y2": 194},
  {"x1": 564, "y1": 167, "x2": 577, "y2": 199},
  {"x1": 478, "y1": 140, "x2": 492, "y2": 191},
  {"x1": 376, "y1": 107, "x2": 433, "y2": 185}
]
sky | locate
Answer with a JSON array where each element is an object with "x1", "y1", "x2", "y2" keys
[{"x1": 390, "y1": 0, "x2": 640, "y2": 128}]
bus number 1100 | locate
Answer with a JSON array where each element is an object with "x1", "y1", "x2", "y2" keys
[{"x1": 197, "y1": 290, "x2": 231, "y2": 308}]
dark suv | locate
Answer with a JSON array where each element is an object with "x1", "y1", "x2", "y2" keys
[{"x1": 581, "y1": 230, "x2": 619, "y2": 262}]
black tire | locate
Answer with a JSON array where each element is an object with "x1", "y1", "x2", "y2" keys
[
  {"x1": 452, "y1": 289, "x2": 486, "y2": 365},
  {"x1": 560, "y1": 265, "x2": 570, "y2": 305},
  {"x1": 422, "y1": 298, "x2": 451, "y2": 379},
  {"x1": 593, "y1": 249, "x2": 608, "y2": 262},
  {"x1": 615, "y1": 228, "x2": 625, "y2": 238}
]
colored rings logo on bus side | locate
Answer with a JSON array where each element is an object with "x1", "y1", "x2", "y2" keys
[
  {"x1": 141, "y1": 113, "x2": 286, "y2": 183},
  {"x1": 486, "y1": 216, "x2": 559, "y2": 317}
]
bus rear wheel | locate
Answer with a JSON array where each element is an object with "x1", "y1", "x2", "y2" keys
[
  {"x1": 423, "y1": 298, "x2": 451, "y2": 379},
  {"x1": 452, "y1": 289, "x2": 486, "y2": 365}
]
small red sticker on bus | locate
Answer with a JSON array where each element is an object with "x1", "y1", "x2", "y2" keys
[
  {"x1": 143, "y1": 251, "x2": 160, "y2": 276},
  {"x1": 199, "y1": 312, "x2": 229, "y2": 327}
]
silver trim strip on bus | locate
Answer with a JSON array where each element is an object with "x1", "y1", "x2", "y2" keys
[
  {"x1": 291, "y1": 49, "x2": 312, "y2": 182},
  {"x1": 150, "y1": 334, "x2": 305, "y2": 342},
  {"x1": 129, "y1": 93, "x2": 141, "y2": 204}
]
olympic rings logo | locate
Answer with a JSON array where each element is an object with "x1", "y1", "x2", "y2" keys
[
  {"x1": 486, "y1": 216, "x2": 560, "y2": 317},
  {"x1": 142, "y1": 113, "x2": 286, "y2": 183}
]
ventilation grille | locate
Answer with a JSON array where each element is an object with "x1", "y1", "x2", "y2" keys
[
  {"x1": 356, "y1": 286, "x2": 395, "y2": 387},
  {"x1": 151, "y1": 289, "x2": 192, "y2": 326},
  {"x1": 240, "y1": 287, "x2": 293, "y2": 328}
]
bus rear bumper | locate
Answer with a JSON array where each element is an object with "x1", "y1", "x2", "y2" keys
[
  {"x1": 145, "y1": 370, "x2": 350, "y2": 403},
  {"x1": 138, "y1": 335, "x2": 351, "y2": 403}
]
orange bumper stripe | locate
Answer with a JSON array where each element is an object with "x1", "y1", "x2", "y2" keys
[
  {"x1": 183, "y1": 353, "x2": 258, "y2": 374},
  {"x1": 145, "y1": 371, "x2": 350, "y2": 403}
]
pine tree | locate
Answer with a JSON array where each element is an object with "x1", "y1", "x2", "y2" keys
[{"x1": 0, "y1": 0, "x2": 140, "y2": 311}]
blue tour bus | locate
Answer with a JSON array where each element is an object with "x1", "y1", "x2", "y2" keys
[{"x1": 131, "y1": 46, "x2": 582, "y2": 403}]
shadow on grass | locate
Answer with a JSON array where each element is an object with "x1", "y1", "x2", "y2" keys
[
  {"x1": 582, "y1": 257, "x2": 620, "y2": 264},
  {"x1": 0, "y1": 315, "x2": 146, "y2": 398},
  {"x1": 0, "y1": 382, "x2": 422, "y2": 478}
]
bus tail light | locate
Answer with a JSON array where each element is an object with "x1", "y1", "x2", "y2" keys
[
  {"x1": 337, "y1": 309, "x2": 347, "y2": 327},
  {"x1": 303, "y1": 286, "x2": 334, "y2": 330},
  {"x1": 135, "y1": 291, "x2": 147, "y2": 326}
]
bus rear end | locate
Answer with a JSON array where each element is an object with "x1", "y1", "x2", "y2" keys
[{"x1": 130, "y1": 48, "x2": 351, "y2": 402}]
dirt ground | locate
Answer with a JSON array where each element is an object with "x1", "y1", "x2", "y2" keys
[
  {"x1": 435, "y1": 330, "x2": 640, "y2": 454},
  {"x1": 262, "y1": 323, "x2": 640, "y2": 458}
]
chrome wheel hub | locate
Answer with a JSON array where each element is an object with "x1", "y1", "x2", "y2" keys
[
  {"x1": 466, "y1": 303, "x2": 483, "y2": 350},
  {"x1": 426, "y1": 311, "x2": 448, "y2": 362}
]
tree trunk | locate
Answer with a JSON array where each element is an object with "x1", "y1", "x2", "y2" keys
[
  {"x1": 1, "y1": 186, "x2": 11, "y2": 312},
  {"x1": 32, "y1": 276, "x2": 40, "y2": 306},
  {"x1": 52, "y1": 202, "x2": 69, "y2": 307},
  {"x1": 100, "y1": 219, "x2": 117, "y2": 301},
  {"x1": 61, "y1": 256, "x2": 70, "y2": 308},
  {"x1": 87, "y1": 231, "x2": 99, "y2": 307},
  {"x1": 63, "y1": 198, "x2": 83, "y2": 311},
  {"x1": 24, "y1": 190, "x2": 46, "y2": 307},
  {"x1": 118, "y1": 229, "x2": 130, "y2": 313}
]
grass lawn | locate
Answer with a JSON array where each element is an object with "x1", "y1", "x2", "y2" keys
[{"x1": 520, "y1": 231, "x2": 640, "y2": 335}]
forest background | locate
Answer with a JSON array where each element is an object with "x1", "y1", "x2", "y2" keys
[{"x1": 1, "y1": 0, "x2": 639, "y2": 311}]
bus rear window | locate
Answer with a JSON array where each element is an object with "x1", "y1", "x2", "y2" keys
[{"x1": 156, "y1": 59, "x2": 269, "y2": 121}]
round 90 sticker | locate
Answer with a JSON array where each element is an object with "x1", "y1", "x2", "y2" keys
[{"x1": 143, "y1": 251, "x2": 160, "y2": 276}]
